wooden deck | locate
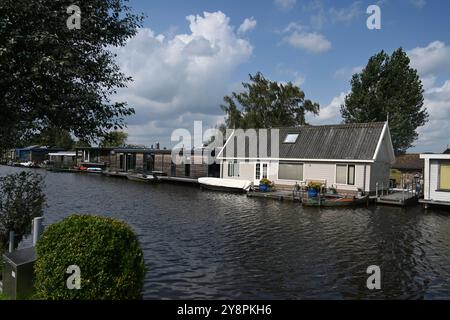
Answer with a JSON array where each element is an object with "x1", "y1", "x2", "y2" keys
[
  {"x1": 376, "y1": 192, "x2": 418, "y2": 206},
  {"x1": 247, "y1": 190, "x2": 302, "y2": 202},
  {"x1": 419, "y1": 199, "x2": 450, "y2": 208}
]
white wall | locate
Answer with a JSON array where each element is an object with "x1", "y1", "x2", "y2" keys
[
  {"x1": 222, "y1": 160, "x2": 372, "y2": 192},
  {"x1": 426, "y1": 159, "x2": 450, "y2": 202}
]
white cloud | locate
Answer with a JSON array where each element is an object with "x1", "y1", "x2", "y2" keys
[
  {"x1": 334, "y1": 66, "x2": 363, "y2": 79},
  {"x1": 329, "y1": 1, "x2": 363, "y2": 24},
  {"x1": 112, "y1": 11, "x2": 253, "y2": 146},
  {"x1": 284, "y1": 31, "x2": 331, "y2": 53},
  {"x1": 238, "y1": 17, "x2": 257, "y2": 34},
  {"x1": 408, "y1": 41, "x2": 450, "y2": 78},
  {"x1": 274, "y1": 0, "x2": 297, "y2": 10},
  {"x1": 410, "y1": 0, "x2": 426, "y2": 8},
  {"x1": 307, "y1": 92, "x2": 347, "y2": 125},
  {"x1": 415, "y1": 81, "x2": 450, "y2": 151}
]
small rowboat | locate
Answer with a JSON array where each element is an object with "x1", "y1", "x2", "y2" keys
[
  {"x1": 126, "y1": 173, "x2": 157, "y2": 183},
  {"x1": 302, "y1": 195, "x2": 369, "y2": 207}
]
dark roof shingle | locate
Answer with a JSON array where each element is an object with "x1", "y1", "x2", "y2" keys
[{"x1": 222, "y1": 122, "x2": 386, "y2": 161}]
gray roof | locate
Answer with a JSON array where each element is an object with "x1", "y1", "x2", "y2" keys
[{"x1": 221, "y1": 122, "x2": 386, "y2": 161}]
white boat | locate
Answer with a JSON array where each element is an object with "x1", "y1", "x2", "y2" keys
[
  {"x1": 86, "y1": 167, "x2": 103, "y2": 173},
  {"x1": 198, "y1": 178, "x2": 253, "y2": 193},
  {"x1": 127, "y1": 173, "x2": 157, "y2": 183}
]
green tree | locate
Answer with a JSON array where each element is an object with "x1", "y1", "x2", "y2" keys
[
  {"x1": 28, "y1": 126, "x2": 75, "y2": 150},
  {"x1": 0, "y1": 172, "x2": 46, "y2": 252},
  {"x1": 100, "y1": 131, "x2": 128, "y2": 148},
  {"x1": 340, "y1": 48, "x2": 428, "y2": 154},
  {"x1": 221, "y1": 72, "x2": 320, "y2": 129},
  {"x1": 0, "y1": 0, "x2": 144, "y2": 152}
]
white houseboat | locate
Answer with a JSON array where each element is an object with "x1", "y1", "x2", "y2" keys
[
  {"x1": 216, "y1": 122, "x2": 395, "y2": 194},
  {"x1": 420, "y1": 153, "x2": 450, "y2": 208}
]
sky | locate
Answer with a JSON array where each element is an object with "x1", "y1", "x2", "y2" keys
[{"x1": 112, "y1": 0, "x2": 450, "y2": 152}]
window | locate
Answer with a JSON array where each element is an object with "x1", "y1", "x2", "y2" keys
[
  {"x1": 185, "y1": 164, "x2": 190, "y2": 177},
  {"x1": 262, "y1": 163, "x2": 268, "y2": 179},
  {"x1": 336, "y1": 165, "x2": 347, "y2": 184},
  {"x1": 279, "y1": 162, "x2": 304, "y2": 181},
  {"x1": 348, "y1": 165, "x2": 355, "y2": 185},
  {"x1": 255, "y1": 163, "x2": 261, "y2": 180},
  {"x1": 439, "y1": 162, "x2": 450, "y2": 190},
  {"x1": 283, "y1": 133, "x2": 299, "y2": 144},
  {"x1": 336, "y1": 164, "x2": 356, "y2": 185},
  {"x1": 228, "y1": 160, "x2": 239, "y2": 177},
  {"x1": 83, "y1": 150, "x2": 90, "y2": 162}
]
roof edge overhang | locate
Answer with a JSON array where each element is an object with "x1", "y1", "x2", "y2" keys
[{"x1": 216, "y1": 157, "x2": 375, "y2": 163}]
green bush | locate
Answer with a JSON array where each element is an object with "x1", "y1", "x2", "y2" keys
[{"x1": 34, "y1": 215, "x2": 146, "y2": 300}]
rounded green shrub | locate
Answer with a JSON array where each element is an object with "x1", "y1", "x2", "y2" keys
[{"x1": 35, "y1": 215, "x2": 146, "y2": 300}]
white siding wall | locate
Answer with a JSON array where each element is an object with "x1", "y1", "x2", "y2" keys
[
  {"x1": 427, "y1": 160, "x2": 450, "y2": 202},
  {"x1": 370, "y1": 132, "x2": 393, "y2": 192},
  {"x1": 222, "y1": 160, "x2": 372, "y2": 192}
]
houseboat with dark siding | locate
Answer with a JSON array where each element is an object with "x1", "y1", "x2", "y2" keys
[{"x1": 76, "y1": 147, "x2": 114, "y2": 171}]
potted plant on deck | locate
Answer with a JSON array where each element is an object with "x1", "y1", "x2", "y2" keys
[
  {"x1": 307, "y1": 181, "x2": 322, "y2": 198},
  {"x1": 259, "y1": 178, "x2": 273, "y2": 192}
]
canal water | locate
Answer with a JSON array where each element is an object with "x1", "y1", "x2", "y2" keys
[{"x1": 1, "y1": 166, "x2": 449, "y2": 299}]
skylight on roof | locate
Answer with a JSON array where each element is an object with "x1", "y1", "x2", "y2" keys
[{"x1": 284, "y1": 133, "x2": 299, "y2": 143}]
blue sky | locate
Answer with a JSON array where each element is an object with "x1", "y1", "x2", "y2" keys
[{"x1": 114, "y1": 0, "x2": 450, "y2": 152}]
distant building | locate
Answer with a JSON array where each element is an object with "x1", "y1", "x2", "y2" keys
[
  {"x1": 391, "y1": 154, "x2": 424, "y2": 187},
  {"x1": 48, "y1": 151, "x2": 77, "y2": 168},
  {"x1": 75, "y1": 147, "x2": 114, "y2": 169},
  {"x1": 420, "y1": 153, "x2": 450, "y2": 208},
  {"x1": 15, "y1": 146, "x2": 63, "y2": 164},
  {"x1": 217, "y1": 122, "x2": 395, "y2": 194}
]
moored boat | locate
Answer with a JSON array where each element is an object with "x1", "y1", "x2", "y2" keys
[
  {"x1": 302, "y1": 195, "x2": 369, "y2": 207},
  {"x1": 127, "y1": 173, "x2": 157, "y2": 183},
  {"x1": 198, "y1": 178, "x2": 253, "y2": 193}
]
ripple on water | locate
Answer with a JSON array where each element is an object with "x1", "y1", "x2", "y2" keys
[{"x1": 1, "y1": 165, "x2": 449, "y2": 299}]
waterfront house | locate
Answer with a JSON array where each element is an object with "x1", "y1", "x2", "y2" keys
[
  {"x1": 15, "y1": 146, "x2": 64, "y2": 164},
  {"x1": 48, "y1": 151, "x2": 77, "y2": 168},
  {"x1": 216, "y1": 122, "x2": 395, "y2": 194},
  {"x1": 1, "y1": 149, "x2": 16, "y2": 164},
  {"x1": 75, "y1": 147, "x2": 113, "y2": 170},
  {"x1": 170, "y1": 147, "x2": 221, "y2": 179},
  {"x1": 420, "y1": 153, "x2": 450, "y2": 207},
  {"x1": 106, "y1": 145, "x2": 221, "y2": 179},
  {"x1": 109, "y1": 147, "x2": 168, "y2": 174},
  {"x1": 391, "y1": 154, "x2": 424, "y2": 188}
]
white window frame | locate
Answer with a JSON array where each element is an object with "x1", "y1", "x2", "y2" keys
[
  {"x1": 335, "y1": 164, "x2": 356, "y2": 186},
  {"x1": 283, "y1": 133, "x2": 299, "y2": 144},
  {"x1": 83, "y1": 150, "x2": 90, "y2": 162},
  {"x1": 228, "y1": 160, "x2": 239, "y2": 177}
]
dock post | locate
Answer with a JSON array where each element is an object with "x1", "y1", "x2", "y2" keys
[
  {"x1": 8, "y1": 231, "x2": 14, "y2": 253},
  {"x1": 376, "y1": 182, "x2": 378, "y2": 198},
  {"x1": 33, "y1": 217, "x2": 45, "y2": 246}
]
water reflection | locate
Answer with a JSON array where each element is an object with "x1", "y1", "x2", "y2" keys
[{"x1": 1, "y1": 166, "x2": 449, "y2": 299}]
